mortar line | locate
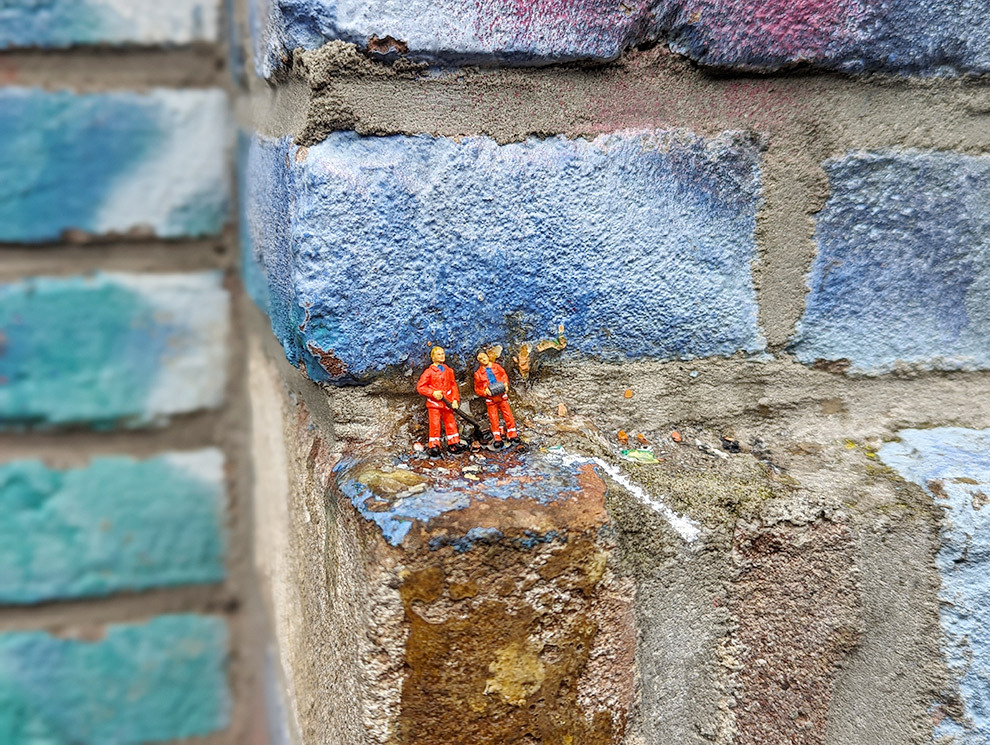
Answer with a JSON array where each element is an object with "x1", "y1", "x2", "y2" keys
[{"x1": 0, "y1": 47, "x2": 229, "y2": 91}]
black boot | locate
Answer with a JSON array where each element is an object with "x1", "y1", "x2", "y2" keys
[
  {"x1": 489, "y1": 439, "x2": 504, "y2": 450},
  {"x1": 427, "y1": 446, "x2": 442, "y2": 458},
  {"x1": 447, "y1": 442, "x2": 469, "y2": 454}
]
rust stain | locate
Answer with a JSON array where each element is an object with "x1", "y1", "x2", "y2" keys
[
  {"x1": 306, "y1": 341, "x2": 348, "y2": 377},
  {"x1": 367, "y1": 34, "x2": 409, "y2": 54},
  {"x1": 396, "y1": 533, "x2": 630, "y2": 745},
  {"x1": 811, "y1": 358, "x2": 852, "y2": 374}
]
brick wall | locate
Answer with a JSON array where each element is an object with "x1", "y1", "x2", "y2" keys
[
  {"x1": 0, "y1": 4, "x2": 260, "y2": 744},
  {"x1": 238, "y1": 1, "x2": 990, "y2": 744}
]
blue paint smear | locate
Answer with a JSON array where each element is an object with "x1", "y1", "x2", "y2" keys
[
  {"x1": 792, "y1": 150, "x2": 990, "y2": 373},
  {"x1": 0, "y1": 615, "x2": 230, "y2": 745},
  {"x1": 0, "y1": 89, "x2": 163, "y2": 244},
  {"x1": 249, "y1": 131, "x2": 764, "y2": 382},
  {"x1": 0, "y1": 456, "x2": 226, "y2": 604},
  {"x1": 880, "y1": 428, "x2": 990, "y2": 743},
  {"x1": 336, "y1": 452, "x2": 591, "y2": 547},
  {"x1": 0, "y1": 275, "x2": 175, "y2": 427}
]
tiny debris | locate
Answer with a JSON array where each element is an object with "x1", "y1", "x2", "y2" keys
[
  {"x1": 557, "y1": 403, "x2": 568, "y2": 417},
  {"x1": 617, "y1": 430, "x2": 629, "y2": 446},
  {"x1": 413, "y1": 442, "x2": 425, "y2": 452},
  {"x1": 670, "y1": 430, "x2": 682, "y2": 443},
  {"x1": 636, "y1": 433, "x2": 650, "y2": 447},
  {"x1": 696, "y1": 439, "x2": 729, "y2": 460},
  {"x1": 624, "y1": 389, "x2": 634, "y2": 399},
  {"x1": 721, "y1": 437, "x2": 741, "y2": 453}
]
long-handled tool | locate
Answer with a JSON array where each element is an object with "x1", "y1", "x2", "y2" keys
[{"x1": 441, "y1": 397, "x2": 493, "y2": 445}]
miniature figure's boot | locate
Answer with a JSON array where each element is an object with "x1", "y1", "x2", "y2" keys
[
  {"x1": 427, "y1": 446, "x2": 442, "y2": 458},
  {"x1": 447, "y1": 442, "x2": 469, "y2": 454}
]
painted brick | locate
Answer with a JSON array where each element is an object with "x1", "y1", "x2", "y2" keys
[
  {"x1": 245, "y1": 131, "x2": 765, "y2": 382},
  {"x1": 252, "y1": 0, "x2": 989, "y2": 76},
  {"x1": 0, "y1": 0, "x2": 220, "y2": 49},
  {"x1": 0, "y1": 272, "x2": 230, "y2": 428},
  {"x1": 791, "y1": 150, "x2": 990, "y2": 374},
  {"x1": 880, "y1": 428, "x2": 990, "y2": 743},
  {"x1": 0, "y1": 615, "x2": 230, "y2": 744},
  {"x1": 664, "y1": 0, "x2": 990, "y2": 76},
  {"x1": 0, "y1": 88, "x2": 230, "y2": 243},
  {"x1": 0, "y1": 450, "x2": 226, "y2": 604},
  {"x1": 251, "y1": 0, "x2": 659, "y2": 76}
]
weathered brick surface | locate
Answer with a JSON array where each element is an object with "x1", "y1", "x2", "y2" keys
[
  {"x1": 664, "y1": 0, "x2": 990, "y2": 75},
  {"x1": 881, "y1": 428, "x2": 990, "y2": 743},
  {"x1": 0, "y1": 0, "x2": 220, "y2": 49},
  {"x1": 0, "y1": 450, "x2": 226, "y2": 604},
  {"x1": 0, "y1": 272, "x2": 230, "y2": 428},
  {"x1": 792, "y1": 150, "x2": 990, "y2": 374},
  {"x1": 253, "y1": 0, "x2": 990, "y2": 76},
  {"x1": 244, "y1": 131, "x2": 765, "y2": 382},
  {"x1": 726, "y1": 521, "x2": 860, "y2": 744},
  {"x1": 0, "y1": 88, "x2": 230, "y2": 243},
  {"x1": 0, "y1": 615, "x2": 230, "y2": 744},
  {"x1": 260, "y1": 384, "x2": 635, "y2": 744}
]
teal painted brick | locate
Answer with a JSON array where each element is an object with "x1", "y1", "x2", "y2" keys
[
  {"x1": 0, "y1": 0, "x2": 220, "y2": 49},
  {"x1": 0, "y1": 88, "x2": 230, "y2": 243},
  {"x1": 0, "y1": 272, "x2": 230, "y2": 428},
  {"x1": 0, "y1": 450, "x2": 226, "y2": 604},
  {"x1": 0, "y1": 615, "x2": 230, "y2": 744}
]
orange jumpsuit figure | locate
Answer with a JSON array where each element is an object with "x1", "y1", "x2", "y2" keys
[
  {"x1": 416, "y1": 346, "x2": 466, "y2": 456},
  {"x1": 474, "y1": 350, "x2": 518, "y2": 448}
]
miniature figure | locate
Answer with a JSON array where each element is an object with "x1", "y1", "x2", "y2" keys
[
  {"x1": 474, "y1": 349, "x2": 519, "y2": 450},
  {"x1": 416, "y1": 346, "x2": 468, "y2": 457}
]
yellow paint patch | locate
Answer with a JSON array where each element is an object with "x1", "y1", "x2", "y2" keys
[{"x1": 485, "y1": 641, "x2": 546, "y2": 706}]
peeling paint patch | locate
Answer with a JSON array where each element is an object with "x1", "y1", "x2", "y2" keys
[
  {"x1": 880, "y1": 428, "x2": 990, "y2": 743},
  {"x1": 0, "y1": 615, "x2": 230, "y2": 744},
  {"x1": 0, "y1": 451, "x2": 226, "y2": 603},
  {"x1": 0, "y1": 88, "x2": 230, "y2": 243},
  {"x1": 0, "y1": 272, "x2": 229, "y2": 428}
]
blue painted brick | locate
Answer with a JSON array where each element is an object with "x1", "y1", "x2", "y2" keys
[
  {"x1": 0, "y1": 0, "x2": 220, "y2": 49},
  {"x1": 880, "y1": 428, "x2": 990, "y2": 744},
  {"x1": 663, "y1": 0, "x2": 990, "y2": 75},
  {"x1": 252, "y1": 0, "x2": 989, "y2": 77},
  {"x1": 0, "y1": 615, "x2": 230, "y2": 744},
  {"x1": 244, "y1": 131, "x2": 765, "y2": 382},
  {"x1": 0, "y1": 88, "x2": 230, "y2": 243},
  {"x1": 0, "y1": 272, "x2": 230, "y2": 428},
  {"x1": 792, "y1": 150, "x2": 990, "y2": 374},
  {"x1": 0, "y1": 450, "x2": 226, "y2": 604}
]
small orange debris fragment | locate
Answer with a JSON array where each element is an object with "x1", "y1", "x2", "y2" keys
[
  {"x1": 624, "y1": 389, "x2": 634, "y2": 398},
  {"x1": 671, "y1": 430, "x2": 682, "y2": 443},
  {"x1": 636, "y1": 433, "x2": 650, "y2": 446},
  {"x1": 617, "y1": 430, "x2": 629, "y2": 446},
  {"x1": 557, "y1": 403, "x2": 568, "y2": 417}
]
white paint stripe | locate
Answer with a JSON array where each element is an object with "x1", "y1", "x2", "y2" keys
[{"x1": 545, "y1": 447, "x2": 702, "y2": 543}]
